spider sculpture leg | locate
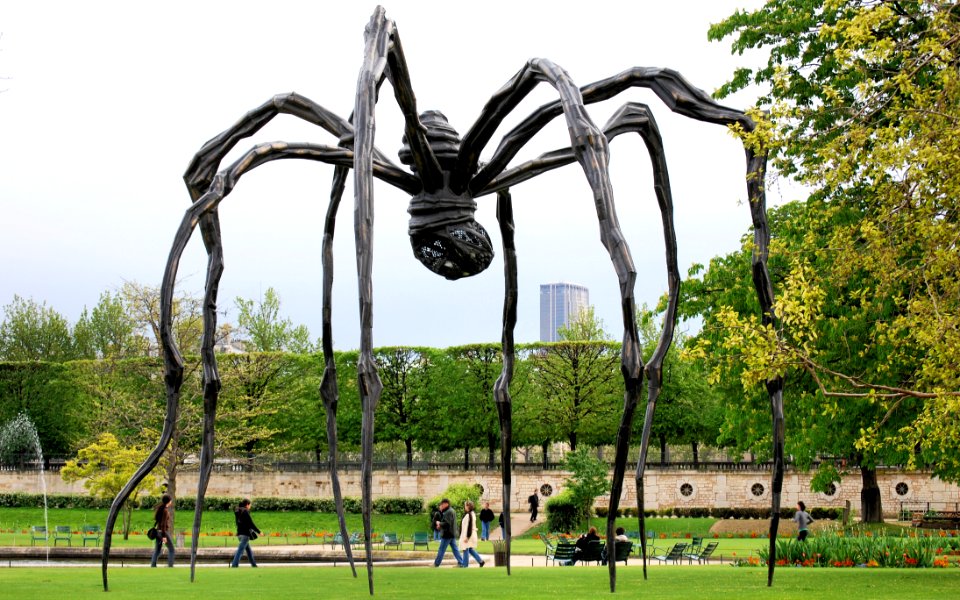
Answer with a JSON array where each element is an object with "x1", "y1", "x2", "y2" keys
[
  {"x1": 352, "y1": 9, "x2": 450, "y2": 593},
  {"x1": 482, "y1": 102, "x2": 680, "y2": 588},
  {"x1": 494, "y1": 190, "x2": 518, "y2": 575},
  {"x1": 468, "y1": 68, "x2": 778, "y2": 588},
  {"x1": 451, "y1": 59, "x2": 646, "y2": 581},
  {"x1": 319, "y1": 162, "x2": 358, "y2": 577}
]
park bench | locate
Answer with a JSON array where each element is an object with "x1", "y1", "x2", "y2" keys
[
  {"x1": 911, "y1": 510, "x2": 960, "y2": 528},
  {"x1": 53, "y1": 525, "x2": 73, "y2": 546},
  {"x1": 81, "y1": 524, "x2": 102, "y2": 547}
]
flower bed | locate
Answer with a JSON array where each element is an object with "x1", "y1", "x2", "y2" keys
[{"x1": 748, "y1": 528, "x2": 960, "y2": 568}]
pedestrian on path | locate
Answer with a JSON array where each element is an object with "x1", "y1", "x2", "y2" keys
[
  {"x1": 433, "y1": 498, "x2": 464, "y2": 567},
  {"x1": 528, "y1": 490, "x2": 539, "y2": 522},
  {"x1": 459, "y1": 501, "x2": 485, "y2": 567},
  {"x1": 150, "y1": 494, "x2": 174, "y2": 568},
  {"x1": 231, "y1": 498, "x2": 261, "y2": 567},
  {"x1": 479, "y1": 501, "x2": 495, "y2": 541}
]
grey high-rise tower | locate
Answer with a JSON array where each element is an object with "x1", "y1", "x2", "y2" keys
[{"x1": 539, "y1": 282, "x2": 589, "y2": 342}]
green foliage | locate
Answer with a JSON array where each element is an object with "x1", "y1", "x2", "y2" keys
[
  {"x1": 0, "y1": 296, "x2": 78, "y2": 362},
  {"x1": 709, "y1": 0, "x2": 960, "y2": 482},
  {"x1": 561, "y1": 447, "x2": 608, "y2": 522},
  {"x1": 0, "y1": 493, "x2": 421, "y2": 515},
  {"x1": 60, "y1": 433, "x2": 161, "y2": 538},
  {"x1": 0, "y1": 361, "x2": 86, "y2": 457},
  {"x1": 556, "y1": 305, "x2": 609, "y2": 342},
  {"x1": 72, "y1": 291, "x2": 145, "y2": 359},
  {"x1": 524, "y1": 340, "x2": 621, "y2": 450},
  {"x1": 234, "y1": 287, "x2": 315, "y2": 353},
  {"x1": 758, "y1": 529, "x2": 947, "y2": 568},
  {"x1": 425, "y1": 483, "x2": 482, "y2": 518},
  {"x1": 545, "y1": 491, "x2": 581, "y2": 533}
]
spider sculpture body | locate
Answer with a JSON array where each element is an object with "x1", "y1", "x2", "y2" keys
[{"x1": 103, "y1": 6, "x2": 785, "y2": 595}]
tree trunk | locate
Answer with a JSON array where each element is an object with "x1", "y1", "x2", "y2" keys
[
  {"x1": 541, "y1": 441, "x2": 549, "y2": 469},
  {"x1": 488, "y1": 434, "x2": 496, "y2": 468},
  {"x1": 860, "y1": 465, "x2": 883, "y2": 523},
  {"x1": 569, "y1": 432, "x2": 578, "y2": 453},
  {"x1": 691, "y1": 441, "x2": 699, "y2": 466},
  {"x1": 123, "y1": 503, "x2": 131, "y2": 540},
  {"x1": 405, "y1": 439, "x2": 413, "y2": 470},
  {"x1": 463, "y1": 447, "x2": 470, "y2": 469},
  {"x1": 658, "y1": 435, "x2": 668, "y2": 465},
  {"x1": 314, "y1": 443, "x2": 323, "y2": 467}
]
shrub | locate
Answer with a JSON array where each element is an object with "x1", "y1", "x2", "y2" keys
[
  {"x1": 545, "y1": 490, "x2": 581, "y2": 533},
  {"x1": 426, "y1": 483, "x2": 482, "y2": 525},
  {"x1": 373, "y1": 496, "x2": 423, "y2": 515}
]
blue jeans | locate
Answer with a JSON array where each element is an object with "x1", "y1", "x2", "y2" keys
[
  {"x1": 480, "y1": 521, "x2": 491, "y2": 541},
  {"x1": 433, "y1": 537, "x2": 463, "y2": 566},
  {"x1": 150, "y1": 530, "x2": 174, "y2": 567},
  {"x1": 461, "y1": 547, "x2": 483, "y2": 567},
  {"x1": 231, "y1": 535, "x2": 257, "y2": 567}
]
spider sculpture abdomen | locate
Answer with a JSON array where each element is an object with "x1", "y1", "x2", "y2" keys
[{"x1": 401, "y1": 110, "x2": 494, "y2": 279}]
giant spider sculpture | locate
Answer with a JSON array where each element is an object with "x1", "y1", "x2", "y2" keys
[{"x1": 103, "y1": 6, "x2": 785, "y2": 594}]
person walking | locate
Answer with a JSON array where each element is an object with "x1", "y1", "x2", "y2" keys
[
  {"x1": 150, "y1": 494, "x2": 175, "y2": 568},
  {"x1": 432, "y1": 498, "x2": 464, "y2": 567},
  {"x1": 231, "y1": 498, "x2": 262, "y2": 568},
  {"x1": 478, "y1": 501, "x2": 495, "y2": 541},
  {"x1": 794, "y1": 501, "x2": 814, "y2": 541},
  {"x1": 459, "y1": 501, "x2": 485, "y2": 568},
  {"x1": 431, "y1": 506, "x2": 443, "y2": 541},
  {"x1": 498, "y1": 511, "x2": 506, "y2": 540},
  {"x1": 528, "y1": 490, "x2": 539, "y2": 522}
]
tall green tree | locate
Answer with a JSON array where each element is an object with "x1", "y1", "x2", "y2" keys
[
  {"x1": 73, "y1": 291, "x2": 147, "y2": 359},
  {"x1": 374, "y1": 347, "x2": 431, "y2": 469},
  {"x1": 0, "y1": 362, "x2": 85, "y2": 458},
  {"x1": 120, "y1": 281, "x2": 205, "y2": 355},
  {"x1": 234, "y1": 288, "x2": 315, "y2": 353},
  {"x1": 525, "y1": 306, "x2": 621, "y2": 453},
  {"x1": 683, "y1": 201, "x2": 919, "y2": 521},
  {"x1": 709, "y1": 0, "x2": 960, "y2": 491},
  {"x1": 0, "y1": 296, "x2": 77, "y2": 362},
  {"x1": 61, "y1": 433, "x2": 162, "y2": 539}
]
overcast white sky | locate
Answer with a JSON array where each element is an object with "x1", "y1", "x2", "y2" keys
[{"x1": 0, "y1": 0, "x2": 801, "y2": 350}]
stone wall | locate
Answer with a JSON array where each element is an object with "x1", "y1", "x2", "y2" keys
[{"x1": 3, "y1": 467, "x2": 957, "y2": 516}]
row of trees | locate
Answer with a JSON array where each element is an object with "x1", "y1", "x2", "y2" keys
[{"x1": 0, "y1": 330, "x2": 723, "y2": 471}]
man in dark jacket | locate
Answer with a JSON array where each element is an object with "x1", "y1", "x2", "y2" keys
[
  {"x1": 432, "y1": 498, "x2": 464, "y2": 567},
  {"x1": 478, "y1": 501, "x2": 496, "y2": 541},
  {"x1": 231, "y1": 498, "x2": 262, "y2": 567}
]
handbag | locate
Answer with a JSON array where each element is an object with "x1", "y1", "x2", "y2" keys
[
  {"x1": 147, "y1": 527, "x2": 158, "y2": 540},
  {"x1": 249, "y1": 530, "x2": 259, "y2": 540}
]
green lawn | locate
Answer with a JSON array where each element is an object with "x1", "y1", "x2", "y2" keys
[{"x1": 2, "y1": 565, "x2": 958, "y2": 599}]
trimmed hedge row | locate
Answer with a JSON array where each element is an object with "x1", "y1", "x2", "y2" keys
[
  {"x1": 0, "y1": 493, "x2": 423, "y2": 515},
  {"x1": 593, "y1": 506, "x2": 842, "y2": 520}
]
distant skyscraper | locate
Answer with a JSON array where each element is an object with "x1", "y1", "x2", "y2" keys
[{"x1": 540, "y1": 282, "x2": 589, "y2": 342}]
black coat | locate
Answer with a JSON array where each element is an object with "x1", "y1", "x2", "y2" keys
[{"x1": 234, "y1": 507, "x2": 261, "y2": 537}]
